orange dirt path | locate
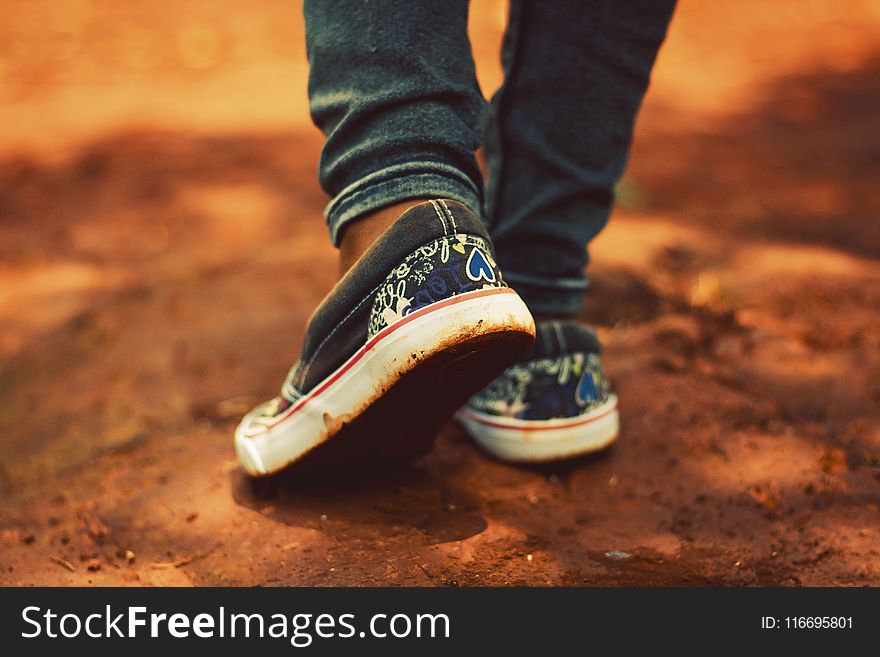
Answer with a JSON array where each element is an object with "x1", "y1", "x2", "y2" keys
[{"x1": 1, "y1": 0, "x2": 878, "y2": 585}]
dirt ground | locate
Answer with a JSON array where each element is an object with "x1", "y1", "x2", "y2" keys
[{"x1": 1, "y1": 1, "x2": 879, "y2": 586}]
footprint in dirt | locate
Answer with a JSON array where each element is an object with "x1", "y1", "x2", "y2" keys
[{"x1": 229, "y1": 461, "x2": 488, "y2": 545}]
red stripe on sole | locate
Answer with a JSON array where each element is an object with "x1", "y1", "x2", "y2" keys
[{"x1": 459, "y1": 398, "x2": 619, "y2": 432}]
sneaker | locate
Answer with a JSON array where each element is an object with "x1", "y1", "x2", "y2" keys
[
  {"x1": 235, "y1": 199, "x2": 536, "y2": 476},
  {"x1": 458, "y1": 320, "x2": 619, "y2": 462}
]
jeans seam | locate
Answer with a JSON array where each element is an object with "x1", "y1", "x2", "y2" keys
[{"x1": 484, "y1": 0, "x2": 526, "y2": 228}]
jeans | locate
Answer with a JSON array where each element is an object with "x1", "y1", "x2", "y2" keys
[{"x1": 304, "y1": 0, "x2": 676, "y2": 315}]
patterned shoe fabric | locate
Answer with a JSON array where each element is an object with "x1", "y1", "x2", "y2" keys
[
  {"x1": 459, "y1": 320, "x2": 619, "y2": 463},
  {"x1": 235, "y1": 199, "x2": 535, "y2": 477},
  {"x1": 367, "y1": 231, "x2": 505, "y2": 338}
]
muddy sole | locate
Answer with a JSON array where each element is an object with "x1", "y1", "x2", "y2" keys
[
  {"x1": 236, "y1": 288, "x2": 535, "y2": 477},
  {"x1": 285, "y1": 328, "x2": 535, "y2": 474}
]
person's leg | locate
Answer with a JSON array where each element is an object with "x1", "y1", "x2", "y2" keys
[
  {"x1": 236, "y1": 2, "x2": 538, "y2": 476},
  {"x1": 483, "y1": 0, "x2": 676, "y2": 316},
  {"x1": 459, "y1": 0, "x2": 675, "y2": 462},
  {"x1": 304, "y1": 0, "x2": 486, "y2": 263}
]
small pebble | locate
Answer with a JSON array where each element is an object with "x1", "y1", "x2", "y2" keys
[{"x1": 604, "y1": 550, "x2": 631, "y2": 560}]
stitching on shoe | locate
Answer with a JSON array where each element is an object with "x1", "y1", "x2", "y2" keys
[
  {"x1": 282, "y1": 361, "x2": 302, "y2": 400},
  {"x1": 553, "y1": 320, "x2": 567, "y2": 353},
  {"x1": 540, "y1": 324, "x2": 552, "y2": 353},
  {"x1": 438, "y1": 199, "x2": 457, "y2": 234},
  {"x1": 296, "y1": 280, "x2": 385, "y2": 389},
  {"x1": 429, "y1": 199, "x2": 449, "y2": 236}
]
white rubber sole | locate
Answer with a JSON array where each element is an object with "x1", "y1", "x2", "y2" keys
[
  {"x1": 235, "y1": 287, "x2": 535, "y2": 476},
  {"x1": 457, "y1": 393, "x2": 619, "y2": 463}
]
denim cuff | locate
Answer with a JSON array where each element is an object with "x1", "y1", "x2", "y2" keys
[
  {"x1": 502, "y1": 271, "x2": 588, "y2": 317},
  {"x1": 326, "y1": 162, "x2": 483, "y2": 245}
]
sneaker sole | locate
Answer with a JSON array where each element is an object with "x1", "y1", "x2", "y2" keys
[
  {"x1": 236, "y1": 287, "x2": 535, "y2": 476},
  {"x1": 457, "y1": 394, "x2": 619, "y2": 463}
]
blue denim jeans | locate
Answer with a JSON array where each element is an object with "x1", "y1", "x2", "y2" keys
[{"x1": 304, "y1": 0, "x2": 675, "y2": 315}]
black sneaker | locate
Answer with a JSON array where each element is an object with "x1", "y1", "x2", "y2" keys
[
  {"x1": 458, "y1": 320, "x2": 618, "y2": 462},
  {"x1": 235, "y1": 199, "x2": 535, "y2": 476}
]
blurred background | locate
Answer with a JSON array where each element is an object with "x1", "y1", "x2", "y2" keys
[{"x1": 1, "y1": 1, "x2": 879, "y2": 586}]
